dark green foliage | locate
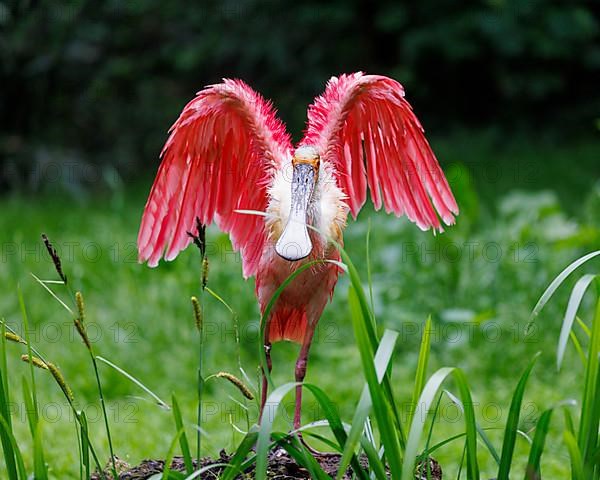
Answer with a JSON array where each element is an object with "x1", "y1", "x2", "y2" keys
[{"x1": 1, "y1": 0, "x2": 598, "y2": 192}]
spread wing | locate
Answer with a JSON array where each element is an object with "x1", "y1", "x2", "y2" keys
[
  {"x1": 138, "y1": 79, "x2": 292, "y2": 277},
  {"x1": 302, "y1": 72, "x2": 458, "y2": 231}
]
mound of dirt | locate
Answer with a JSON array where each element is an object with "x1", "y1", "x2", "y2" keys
[{"x1": 93, "y1": 450, "x2": 442, "y2": 479}]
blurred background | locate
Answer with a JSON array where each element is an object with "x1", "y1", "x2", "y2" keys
[
  {"x1": 1, "y1": 0, "x2": 599, "y2": 193},
  {"x1": 1, "y1": 1, "x2": 599, "y2": 478}
]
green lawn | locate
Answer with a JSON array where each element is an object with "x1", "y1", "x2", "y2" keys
[{"x1": 1, "y1": 135, "x2": 599, "y2": 478}]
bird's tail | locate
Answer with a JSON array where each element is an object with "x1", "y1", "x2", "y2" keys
[{"x1": 268, "y1": 306, "x2": 307, "y2": 344}]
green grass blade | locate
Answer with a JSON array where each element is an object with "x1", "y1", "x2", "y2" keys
[
  {"x1": 303, "y1": 384, "x2": 369, "y2": 480},
  {"x1": 0, "y1": 323, "x2": 17, "y2": 480},
  {"x1": 161, "y1": 428, "x2": 185, "y2": 480},
  {"x1": 341, "y1": 409, "x2": 381, "y2": 479},
  {"x1": 403, "y1": 367, "x2": 452, "y2": 480},
  {"x1": 524, "y1": 408, "x2": 553, "y2": 480},
  {"x1": 381, "y1": 377, "x2": 405, "y2": 449},
  {"x1": 557, "y1": 274, "x2": 597, "y2": 370},
  {"x1": 564, "y1": 430, "x2": 585, "y2": 480},
  {"x1": 409, "y1": 316, "x2": 432, "y2": 427},
  {"x1": 358, "y1": 434, "x2": 388, "y2": 480},
  {"x1": 256, "y1": 380, "x2": 370, "y2": 480},
  {"x1": 422, "y1": 392, "x2": 444, "y2": 461},
  {"x1": 477, "y1": 426, "x2": 501, "y2": 466},
  {"x1": 444, "y1": 389, "x2": 500, "y2": 466},
  {"x1": 517, "y1": 429, "x2": 533, "y2": 445},
  {"x1": 569, "y1": 331, "x2": 587, "y2": 367},
  {"x1": 220, "y1": 427, "x2": 259, "y2": 480},
  {"x1": 593, "y1": 445, "x2": 600, "y2": 467},
  {"x1": 366, "y1": 217, "x2": 374, "y2": 312},
  {"x1": 338, "y1": 244, "x2": 405, "y2": 447},
  {"x1": 81, "y1": 411, "x2": 90, "y2": 480},
  {"x1": 21, "y1": 376, "x2": 36, "y2": 438},
  {"x1": 299, "y1": 430, "x2": 342, "y2": 452},
  {"x1": 204, "y1": 287, "x2": 235, "y2": 314},
  {"x1": 0, "y1": 323, "x2": 10, "y2": 423},
  {"x1": 300, "y1": 423, "x2": 387, "y2": 479},
  {"x1": 340, "y1": 249, "x2": 378, "y2": 348},
  {"x1": 30, "y1": 272, "x2": 74, "y2": 315},
  {"x1": 75, "y1": 417, "x2": 82, "y2": 480},
  {"x1": 403, "y1": 367, "x2": 479, "y2": 480},
  {"x1": 348, "y1": 289, "x2": 403, "y2": 477},
  {"x1": 271, "y1": 432, "x2": 331, "y2": 480},
  {"x1": 18, "y1": 289, "x2": 39, "y2": 429},
  {"x1": 564, "y1": 407, "x2": 576, "y2": 436},
  {"x1": 255, "y1": 382, "x2": 317, "y2": 479},
  {"x1": 0, "y1": 415, "x2": 27, "y2": 480},
  {"x1": 96, "y1": 355, "x2": 170, "y2": 409},
  {"x1": 576, "y1": 316, "x2": 591, "y2": 338},
  {"x1": 456, "y1": 442, "x2": 467, "y2": 480},
  {"x1": 578, "y1": 296, "x2": 600, "y2": 465},
  {"x1": 33, "y1": 421, "x2": 48, "y2": 480},
  {"x1": 497, "y1": 352, "x2": 540, "y2": 480},
  {"x1": 337, "y1": 329, "x2": 398, "y2": 479},
  {"x1": 423, "y1": 431, "x2": 470, "y2": 456},
  {"x1": 528, "y1": 250, "x2": 600, "y2": 328},
  {"x1": 193, "y1": 295, "x2": 205, "y2": 464},
  {"x1": 171, "y1": 393, "x2": 193, "y2": 474},
  {"x1": 182, "y1": 463, "x2": 230, "y2": 480}
]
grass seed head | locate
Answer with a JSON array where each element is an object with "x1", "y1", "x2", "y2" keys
[
  {"x1": 191, "y1": 296, "x2": 202, "y2": 331},
  {"x1": 47, "y1": 362, "x2": 74, "y2": 401},
  {"x1": 76, "y1": 291, "x2": 85, "y2": 324},
  {"x1": 21, "y1": 354, "x2": 48, "y2": 369},
  {"x1": 202, "y1": 257, "x2": 209, "y2": 290},
  {"x1": 5, "y1": 332, "x2": 26, "y2": 344},
  {"x1": 215, "y1": 371, "x2": 254, "y2": 400},
  {"x1": 74, "y1": 318, "x2": 92, "y2": 351},
  {"x1": 41, "y1": 233, "x2": 67, "y2": 284}
]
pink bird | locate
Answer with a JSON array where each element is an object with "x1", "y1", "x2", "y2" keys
[{"x1": 137, "y1": 72, "x2": 458, "y2": 429}]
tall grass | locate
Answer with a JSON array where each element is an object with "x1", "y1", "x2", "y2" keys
[
  {"x1": 245, "y1": 247, "x2": 600, "y2": 478},
  {"x1": 0, "y1": 231, "x2": 598, "y2": 478}
]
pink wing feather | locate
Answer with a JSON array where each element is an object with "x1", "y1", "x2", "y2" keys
[
  {"x1": 138, "y1": 79, "x2": 292, "y2": 277},
  {"x1": 302, "y1": 72, "x2": 458, "y2": 231}
]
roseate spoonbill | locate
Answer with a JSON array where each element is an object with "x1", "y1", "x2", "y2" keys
[{"x1": 137, "y1": 72, "x2": 458, "y2": 429}]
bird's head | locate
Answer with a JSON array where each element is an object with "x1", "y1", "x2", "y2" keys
[
  {"x1": 291, "y1": 145, "x2": 320, "y2": 180},
  {"x1": 275, "y1": 146, "x2": 320, "y2": 262}
]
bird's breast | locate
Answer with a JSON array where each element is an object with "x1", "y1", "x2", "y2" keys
[{"x1": 256, "y1": 239, "x2": 340, "y2": 311}]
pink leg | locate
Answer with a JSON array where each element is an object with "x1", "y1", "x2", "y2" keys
[{"x1": 293, "y1": 323, "x2": 317, "y2": 430}]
